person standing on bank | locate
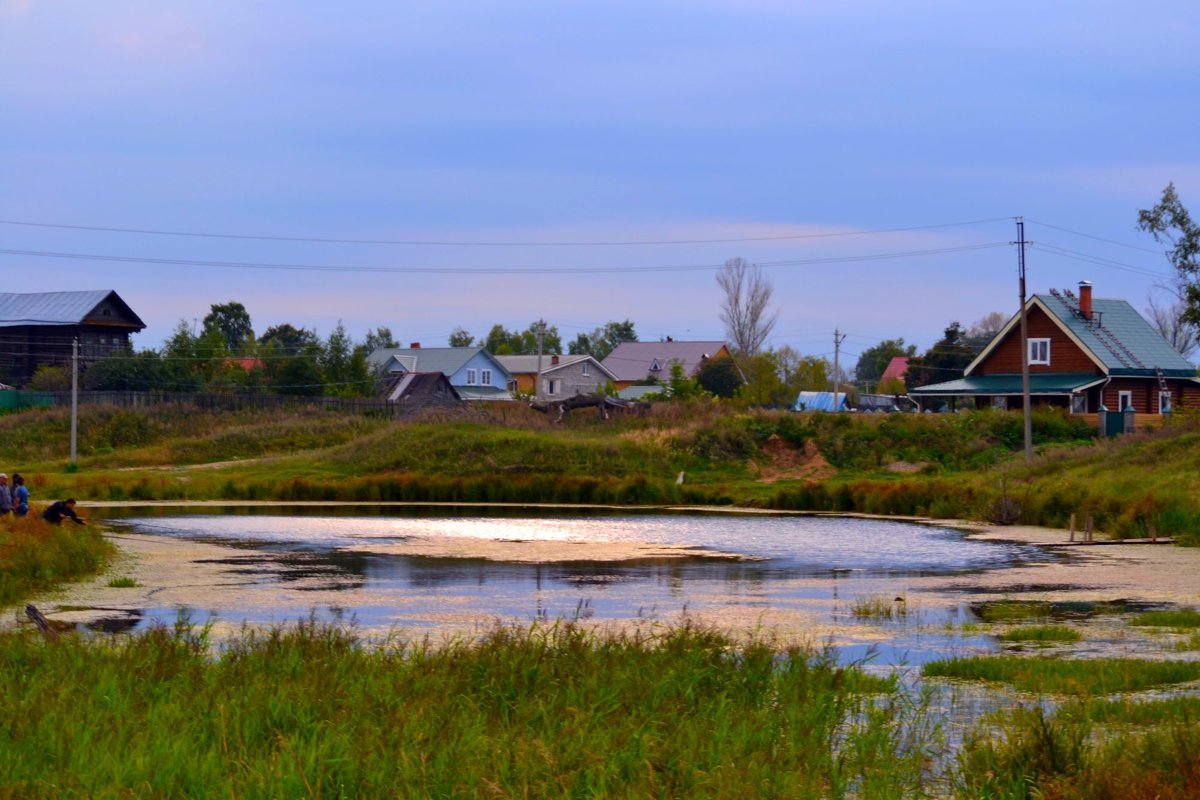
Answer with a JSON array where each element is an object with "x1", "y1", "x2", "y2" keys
[
  {"x1": 12, "y1": 474, "x2": 29, "y2": 517},
  {"x1": 0, "y1": 474, "x2": 12, "y2": 515},
  {"x1": 43, "y1": 498, "x2": 85, "y2": 526}
]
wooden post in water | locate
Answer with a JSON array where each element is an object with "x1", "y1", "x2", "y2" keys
[
  {"x1": 1085, "y1": 514, "x2": 1094, "y2": 543},
  {"x1": 25, "y1": 605, "x2": 59, "y2": 640},
  {"x1": 1069, "y1": 512, "x2": 1076, "y2": 542}
]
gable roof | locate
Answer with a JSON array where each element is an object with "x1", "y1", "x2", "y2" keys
[
  {"x1": 879, "y1": 356, "x2": 909, "y2": 384},
  {"x1": 601, "y1": 341, "x2": 729, "y2": 382},
  {"x1": 494, "y1": 354, "x2": 617, "y2": 380},
  {"x1": 384, "y1": 371, "x2": 462, "y2": 403},
  {"x1": 367, "y1": 346, "x2": 511, "y2": 379},
  {"x1": 0, "y1": 290, "x2": 146, "y2": 329},
  {"x1": 966, "y1": 292, "x2": 1196, "y2": 378}
]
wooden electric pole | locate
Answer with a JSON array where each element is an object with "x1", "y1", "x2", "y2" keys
[{"x1": 1017, "y1": 218, "x2": 1032, "y2": 461}]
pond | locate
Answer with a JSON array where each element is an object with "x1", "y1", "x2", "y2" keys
[{"x1": 75, "y1": 506, "x2": 1077, "y2": 666}]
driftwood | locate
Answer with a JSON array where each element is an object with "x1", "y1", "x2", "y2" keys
[
  {"x1": 530, "y1": 395, "x2": 648, "y2": 422},
  {"x1": 25, "y1": 604, "x2": 60, "y2": 640}
]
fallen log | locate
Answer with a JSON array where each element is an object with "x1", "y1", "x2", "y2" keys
[
  {"x1": 25, "y1": 604, "x2": 60, "y2": 641},
  {"x1": 530, "y1": 394, "x2": 647, "y2": 421}
]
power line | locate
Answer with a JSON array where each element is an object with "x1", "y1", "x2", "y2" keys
[
  {"x1": 1026, "y1": 219, "x2": 1167, "y2": 256},
  {"x1": 0, "y1": 216, "x2": 1013, "y2": 247},
  {"x1": 1032, "y1": 242, "x2": 1171, "y2": 279},
  {"x1": 0, "y1": 241, "x2": 1012, "y2": 276}
]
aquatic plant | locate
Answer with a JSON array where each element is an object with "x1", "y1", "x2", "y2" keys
[
  {"x1": 849, "y1": 594, "x2": 913, "y2": 621},
  {"x1": 924, "y1": 656, "x2": 1200, "y2": 695},
  {"x1": 105, "y1": 576, "x2": 138, "y2": 588},
  {"x1": 996, "y1": 625, "x2": 1082, "y2": 643},
  {"x1": 1129, "y1": 608, "x2": 1200, "y2": 629},
  {"x1": 975, "y1": 601, "x2": 1052, "y2": 623},
  {"x1": 0, "y1": 516, "x2": 114, "y2": 608}
]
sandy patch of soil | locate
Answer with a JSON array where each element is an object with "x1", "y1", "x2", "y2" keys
[{"x1": 756, "y1": 435, "x2": 835, "y2": 482}]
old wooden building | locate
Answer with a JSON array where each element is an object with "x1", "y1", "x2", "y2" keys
[
  {"x1": 0, "y1": 290, "x2": 146, "y2": 386},
  {"x1": 910, "y1": 282, "x2": 1200, "y2": 415}
]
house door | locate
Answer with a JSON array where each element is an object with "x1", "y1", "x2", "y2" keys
[{"x1": 1118, "y1": 390, "x2": 1133, "y2": 412}]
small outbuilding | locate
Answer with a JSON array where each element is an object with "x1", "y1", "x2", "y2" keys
[{"x1": 793, "y1": 391, "x2": 849, "y2": 412}]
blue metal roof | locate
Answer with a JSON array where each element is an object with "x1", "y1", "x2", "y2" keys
[
  {"x1": 0, "y1": 290, "x2": 141, "y2": 328},
  {"x1": 793, "y1": 391, "x2": 848, "y2": 412}
]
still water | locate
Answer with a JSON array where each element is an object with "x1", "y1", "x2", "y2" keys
[{"x1": 92, "y1": 508, "x2": 1057, "y2": 664}]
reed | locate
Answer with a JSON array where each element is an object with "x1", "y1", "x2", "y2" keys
[
  {"x1": 924, "y1": 656, "x2": 1200, "y2": 695},
  {"x1": 0, "y1": 516, "x2": 114, "y2": 608},
  {"x1": 0, "y1": 620, "x2": 934, "y2": 799},
  {"x1": 996, "y1": 625, "x2": 1082, "y2": 643},
  {"x1": 1129, "y1": 608, "x2": 1200, "y2": 628}
]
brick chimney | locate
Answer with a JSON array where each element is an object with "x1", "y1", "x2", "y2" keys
[
  {"x1": 410, "y1": 342, "x2": 421, "y2": 349},
  {"x1": 1078, "y1": 281, "x2": 1093, "y2": 321},
  {"x1": 550, "y1": 355, "x2": 559, "y2": 365}
]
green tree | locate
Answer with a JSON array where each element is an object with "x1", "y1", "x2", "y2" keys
[
  {"x1": 448, "y1": 327, "x2": 475, "y2": 348},
  {"x1": 695, "y1": 357, "x2": 743, "y2": 398},
  {"x1": 568, "y1": 320, "x2": 638, "y2": 360},
  {"x1": 1138, "y1": 183, "x2": 1200, "y2": 326},
  {"x1": 362, "y1": 327, "x2": 398, "y2": 353},
  {"x1": 83, "y1": 349, "x2": 171, "y2": 391},
  {"x1": 905, "y1": 322, "x2": 975, "y2": 389},
  {"x1": 484, "y1": 321, "x2": 562, "y2": 355},
  {"x1": 258, "y1": 324, "x2": 319, "y2": 355},
  {"x1": 854, "y1": 338, "x2": 917, "y2": 392},
  {"x1": 202, "y1": 302, "x2": 254, "y2": 353}
]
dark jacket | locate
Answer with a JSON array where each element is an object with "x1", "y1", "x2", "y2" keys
[{"x1": 43, "y1": 501, "x2": 84, "y2": 525}]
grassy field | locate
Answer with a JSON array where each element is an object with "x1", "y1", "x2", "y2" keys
[
  {"x1": 0, "y1": 515, "x2": 114, "y2": 609},
  {"x1": 2, "y1": 401, "x2": 1200, "y2": 542},
  {"x1": 0, "y1": 621, "x2": 930, "y2": 799}
]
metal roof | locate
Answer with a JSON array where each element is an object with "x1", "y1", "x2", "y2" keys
[
  {"x1": 909, "y1": 373, "x2": 1107, "y2": 396},
  {"x1": 367, "y1": 346, "x2": 511, "y2": 379},
  {"x1": 793, "y1": 391, "x2": 849, "y2": 412},
  {"x1": 0, "y1": 290, "x2": 145, "y2": 329},
  {"x1": 601, "y1": 341, "x2": 729, "y2": 382},
  {"x1": 495, "y1": 353, "x2": 616, "y2": 380}
]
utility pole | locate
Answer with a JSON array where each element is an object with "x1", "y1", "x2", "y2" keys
[
  {"x1": 832, "y1": 328, "x2": 847, "y2": 412},
  {"x1": 1016, "y1": 217, "x2": 1033, "y2": 461},
  {"x1": 70, "y1": 337, "x2": 79, "y2": 466},
  {"x1": 535, "y1": 319, "x2": 546, "y2": 401}
]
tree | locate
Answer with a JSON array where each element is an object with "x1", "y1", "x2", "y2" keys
[
  {"x1": 202, "y1": 302, "x2": 254, "y2": 353},
  {"x1": 362, "y1": 327, "x2": 398, "y2": 353},
  {"x1": 716, "y1": 257, "x2": 777, "y2": 357},
  {"x1": 853, "y1": 338, "x2": 917, "y2": 392},
  {"x1": 483, "y1": 321, "x2": 562, "y2": 355},
  {"x1": 905, "y1": 322, "x2": 976, "y2": 389},
  {"x1": 695, "y1": 357, "x2": 742, "y2": 398},
  {"x1": 258, "y1": 323, "x2": 318, "y2": 355},
  {"x1": 1146, "y1": 286, "x2": 1198, "y2": 360},
  {"x1": 84, "y1": 349, "x2": 172, "y2": 391},
  {"x1": 1138, "y1": 183, "x2": 1200, "y2": 327},
  {"x1": 448, "y1": 327, "x2": 475, "y2": 348},
  {"x1": 568, "y1": 320, "x2": 638, "y2": 360},
  {"x1": 966, "y1": 311, "x2": 1007, "y2": 341}
]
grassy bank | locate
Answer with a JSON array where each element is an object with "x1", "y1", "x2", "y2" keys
[
  {"x1": 0, "y1": 516, "x2": 114, "y2": 609},
  {"x1": 0, "y1": 621, "x2": 927, "y2": 799},
  {"x1": 4, "y1": 402, "x2": 1200, "y2": 542}
]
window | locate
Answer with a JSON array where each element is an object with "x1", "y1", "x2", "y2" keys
[
  {"x1": 650, "y1": 359, "x2": 662, "y2": 373},
  {"x1": 1118, "y1": 390, "x2": 1133, "y2": 412},
  {"x1": 1071, "y1": 393, "x2": 1087, "y2": 414},
  {"x1": 581, "y1": 361, "x2": 590, "y2": 377},
  {"x1": 1028, "y1": 338, "x2": 1050, "y2": 365},
  {"x1": 466, "y1": 369, "x2": 477, "y2": 385},
  {"x1": 1160, "y1": 390, "x2": 1172, "y2": 414},
  {"x1": 543, "y1": 378, "x2": 561, "y2": 396},
  {"x1": 991, "y1": 396, "x2": 1006, "y2": 410},
  {"x1": 481, "y1": 369, "x2": 492, "y2": 386}
]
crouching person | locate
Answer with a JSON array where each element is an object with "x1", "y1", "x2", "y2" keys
[{"x1": 43, "y1": 498, "x2": 86, "y2": 526}]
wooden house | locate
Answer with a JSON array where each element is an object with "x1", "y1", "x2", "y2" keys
[
  {"x1": 909, "y1": 282, "x2": 1200, "y2": 415},
  {"x1": 601, "y1": 339, "x2": 734, "y2": 390},
  {"x1": 0, "y1": 290, "x2": 146, "y2": 386}
]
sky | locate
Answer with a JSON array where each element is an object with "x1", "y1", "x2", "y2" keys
[{"x1": 2, "y1": 0, "x2": 1198, "y2": 368}]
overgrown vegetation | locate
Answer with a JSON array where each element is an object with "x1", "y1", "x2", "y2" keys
[
  {"x1": 0, "y1": 516, "x2": 114, "y2": 608},
  {"x1": 4, "y1": 401, "x2": 1200, "y2": 544},
  {"x1": 923, "y1": 655, "x2": 1200, "y2": 695},
  {"x1": 0, "y1": 621, "x2": 931, "y2": 798},
  {"x1": 996, "y1": 625, "x2": 1082, "y2": 643},
  {"x1": 1129, "y1": 608, "x2": 1200, "y2": 628}
]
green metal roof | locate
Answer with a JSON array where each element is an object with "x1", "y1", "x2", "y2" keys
[
  {"x1": 909, "y1": 373, "x2": 1106, "y2": 396},
  {"x1": 1036, "y1": 293, "x2": 1195, "y2": 377}
]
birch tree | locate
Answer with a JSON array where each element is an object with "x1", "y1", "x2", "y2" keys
[{"x1": 716, "y1": 257, "x2": 777, "y2": 357}]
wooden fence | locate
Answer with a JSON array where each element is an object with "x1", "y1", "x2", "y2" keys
[{"x1": 0, "y1": 390, "x2": 434, "y2": 417}]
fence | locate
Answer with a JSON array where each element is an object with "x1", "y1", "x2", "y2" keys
[{"x1": 0, "y1": 390, "x2": 439, "y2": 418}]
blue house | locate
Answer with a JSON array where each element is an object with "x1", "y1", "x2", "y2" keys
[{"x1": 367, "y1": 345, "x2": 513, "y2": 400}]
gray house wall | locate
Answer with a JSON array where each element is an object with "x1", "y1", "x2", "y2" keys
[{"x1": 541, "y1": 361, "x2": 608, "y2": 398}]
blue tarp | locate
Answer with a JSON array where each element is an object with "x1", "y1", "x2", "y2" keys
[{"x1": 793, "y1": 391, "x2": 848, "y2": 412}]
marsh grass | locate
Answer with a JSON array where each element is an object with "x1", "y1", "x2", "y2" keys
[
  {"x1": 0, "y1": 516, "x2": 114, "y2": 607},
  {"x1": 997, "y1": 625, "x2": 1082, "y2": 643},
  {"x1": 924, "y1": 655, "x2": 1200, "y2": 695},
  {"x1": 850, "y1": 594, "x2": 913, "y2": 621},
  {"x1": 955, "y1": 703, "x2": 1200, "y2": 800},
  {"x1": 105, "y1": 576, "x2": 138, "y2": 588},
  {"x1": 976, "y1": 601, "x2": 1052, "y2": 623},
  {"x1": 1129, "y1": 608, "x2": 1200, "y2": 629},
  {"x1": 0, "y1": 620, "x2": 935, "y2": 799}
]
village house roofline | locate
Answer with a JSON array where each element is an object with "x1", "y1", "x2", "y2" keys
[
  {"x1": 601, "y1": 340, "x2": 730, "y2": 382},
  {"x1": 494, "y1": 354, "x2": 617, "y2": 380},
  {"x1": 964, "y1": 292, "x2": 1196, "y2": 379},
  {"x1": 0, "y1": 290, "x2": 146, "y2": 330}
]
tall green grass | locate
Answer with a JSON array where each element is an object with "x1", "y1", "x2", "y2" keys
[
  {"x1": 1129, "y1": 608, "x2": 1200, "y2": 628},
  {"x1": 924, "y1": 655, "x2": 1200, "y2": 695},
  {"x1": 0, "y1": 621, "x2": 933, "y2": 798},
  {"x1": 0, "y1": 516, "x2": 114, "y2": 608}
]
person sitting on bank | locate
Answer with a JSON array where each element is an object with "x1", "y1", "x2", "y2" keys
[
  {"x1": 12, "y1": 474, "x2": 29, "y2": 517},
  {"x1": 43, "y1": 498, "x2": 85, "y2": 526}
]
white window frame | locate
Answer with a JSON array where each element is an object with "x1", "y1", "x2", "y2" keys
[
  {"x1": 543, "y1": 378, "x2": 560, "y2": 396},
  {"x1": 1118, "y1": 390, "x2": 1133, "y2": 412},
  {"x1": 581, "y1": 361, "x2": 590, "y2": 377},
  {"x1": 1028, "y1": 338, "x2": 1051, "y2": 366},
  {"x1": 481, "y1": 368, "x2": 492, "y2": 386},
  {"x1": 1159, "y1": 390, "x2": 1172, "y2": 414},
  {"x1": 1071, "y1": 393, "x2": 1087, "y2": 414},
  {"x1": 466, "y1": 369, "x2": 478, "y2": 385}
]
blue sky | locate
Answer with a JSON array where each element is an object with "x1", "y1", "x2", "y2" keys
[{"x1": 2, "y1": 1, "x2": 1198, "y2": 366}]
